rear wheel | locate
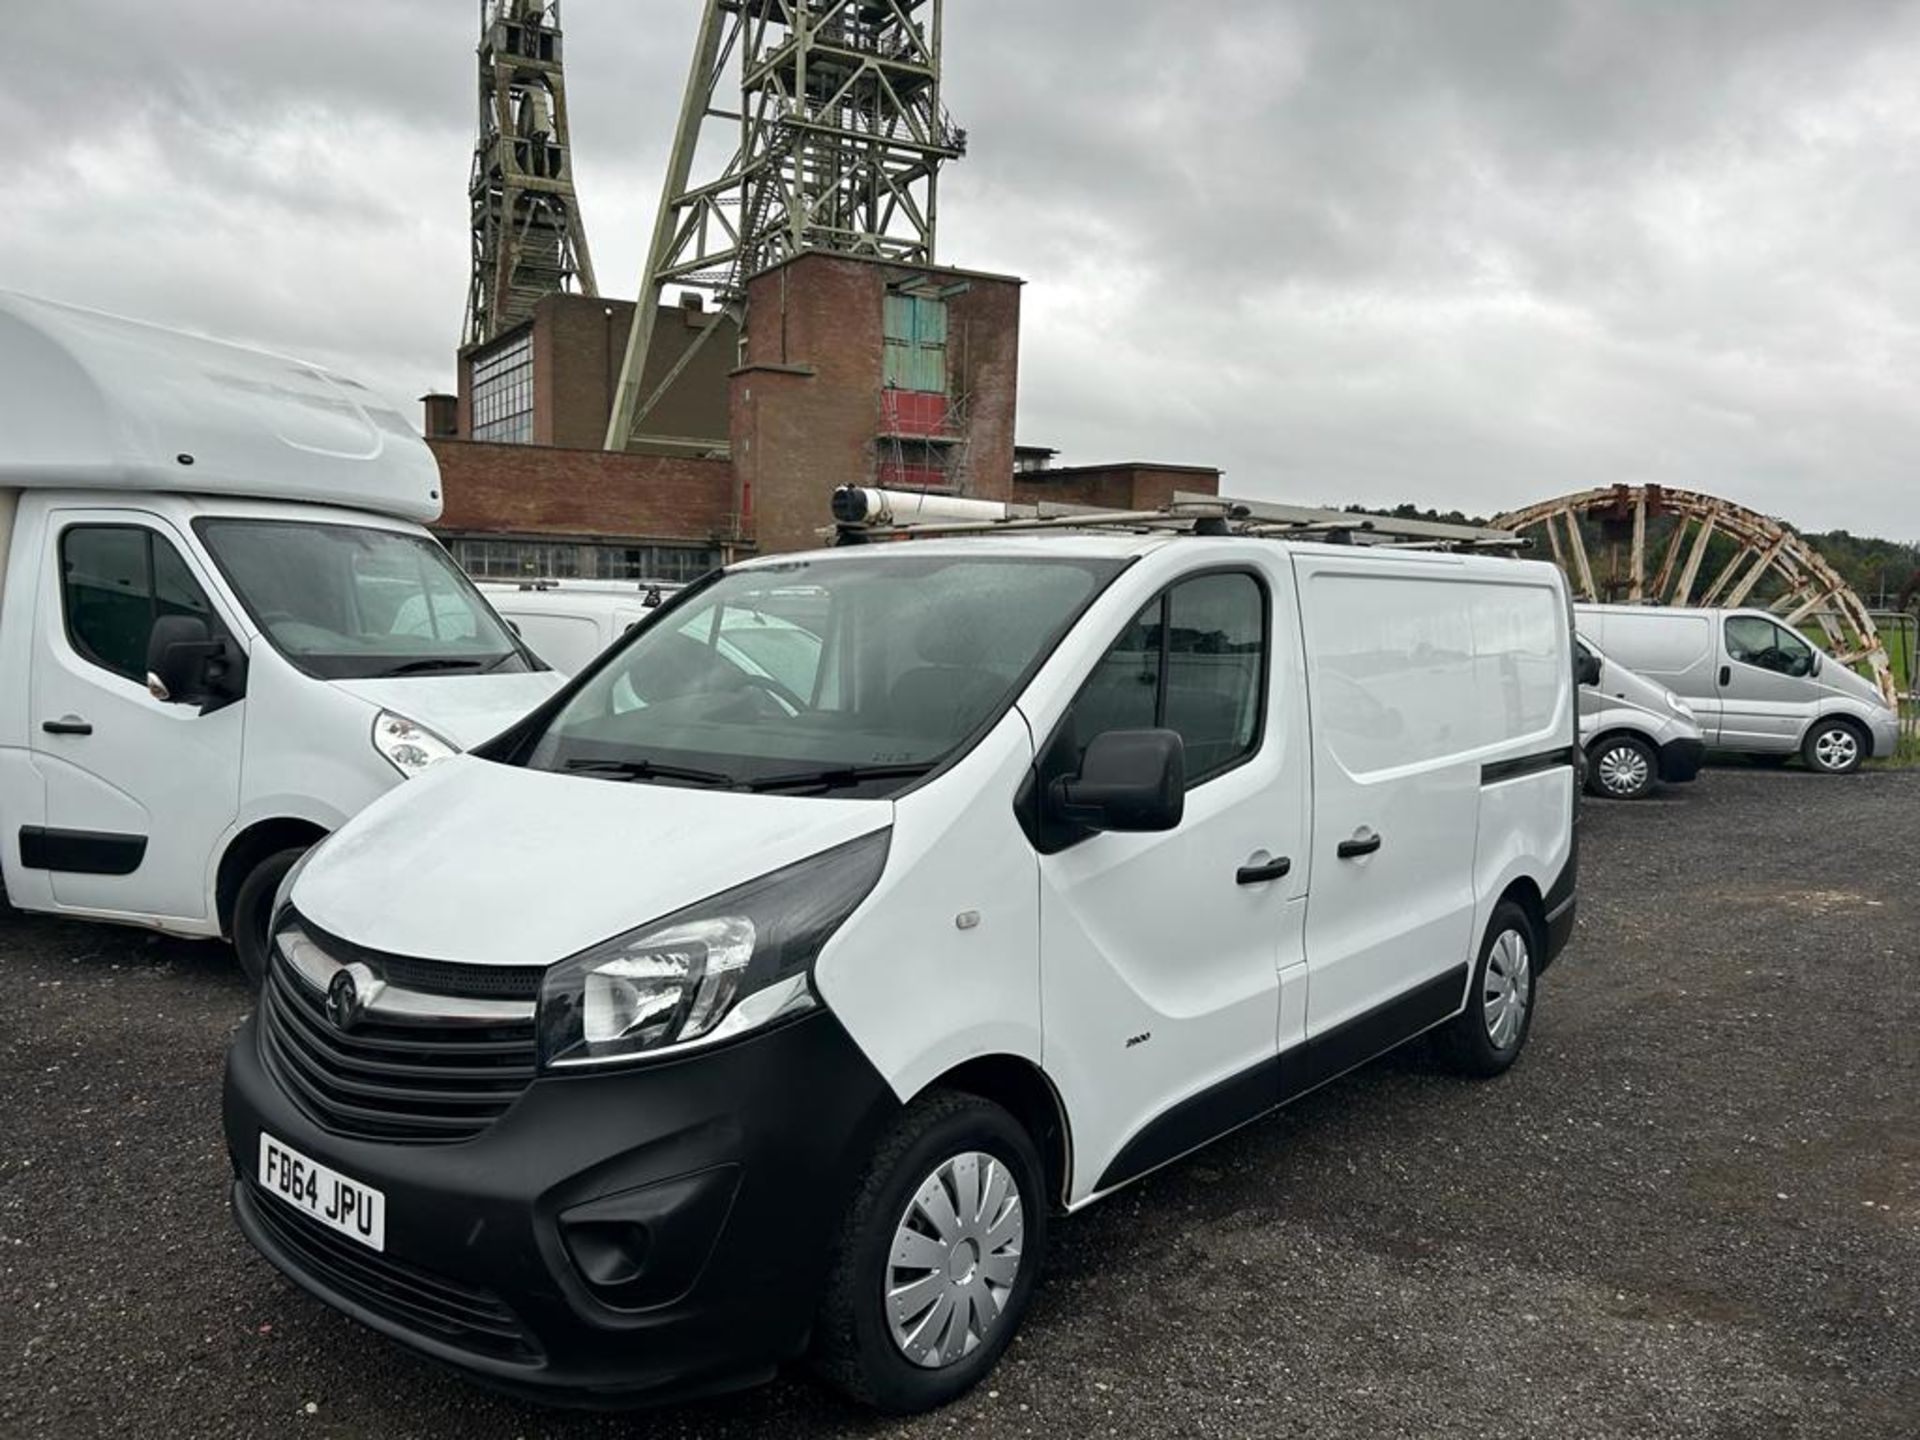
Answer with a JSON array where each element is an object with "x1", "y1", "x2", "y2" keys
[
  {"x1": 1586, "y1": 734, "x2": 1657, "y2": 800},
  {"x1": 232, "y1": 847, "x2": 305, "y2": 986},
  {"x1": 1802, "y1": 718, "x2": 1867, "y2": 775},
  {"x1": 1436, "y1": 900, "x2": 1537, "y2": 1078},
  {"x1": 812, "y1": 1091, "x2": 1046, "y2": 1414}
]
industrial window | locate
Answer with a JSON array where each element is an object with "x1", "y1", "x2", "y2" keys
[
  {"x1": 471, "y1": 332, "x2": 535, "y2": 444},
  {"x1": 883, "y1": 293, "x2": 948, "y2": 394},
  {"x1": 60, "y1": 526, "x2": 217, "y2": 683},
  {"x1": 1063, "y1": 572, "x2": 1269, "y2": 786},
  {"x1": 449, "y1": 537, "x2": 720, "y2": 586}
]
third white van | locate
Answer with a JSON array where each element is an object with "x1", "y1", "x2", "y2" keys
[
  {"x1": 1575, "y1": 603, "x2": 1898, "y2": 774},
  {"x1": 224, "y1": 516, "x2": 1580, "y2": 1413}
]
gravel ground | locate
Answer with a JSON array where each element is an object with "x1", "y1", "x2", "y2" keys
[{"x1": 2, "y1": 765, "x2": 1916, "y2": 1439}]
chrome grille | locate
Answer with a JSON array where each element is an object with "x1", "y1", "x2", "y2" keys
[{"x1": 259, "y1": 927, "x2": 539, "y2": 1145}]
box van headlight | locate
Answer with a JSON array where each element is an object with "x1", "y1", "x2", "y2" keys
[
  {"x1": 536, "y1": 830, "x2": 890, "y2": 1070},
  {"x1": 1665, "y1": 690, "x2": 1695, "y2": 721},
  {"x1": 372, "y1": 711, "x2": 458, "y2": 778}
]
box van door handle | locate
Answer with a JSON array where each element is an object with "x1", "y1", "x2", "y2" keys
[
  {"x1": 41, "y1": 716, "x2": 93, "y2": 736},
  {"x1": 1235, "y1": 855, "x2": 1292, "y2": 885},
  {"x1": 1337, "y1": 831, "x2": 1382, "y2": 859}
]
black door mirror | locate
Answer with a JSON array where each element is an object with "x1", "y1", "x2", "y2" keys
[
  {"x1": 147, "y1": 615, "x2": 246, "y2": 709},
  {"x1": 1575, "y1": 651, "x2": 1602, "y2": 687},
  {"x1": 1048, "y1": 729, "x2": 1185, "y2": 833}
]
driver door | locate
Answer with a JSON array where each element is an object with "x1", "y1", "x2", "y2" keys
[
  {"x1": 28, "y1": 511, "x2": 245, "y2": 923},
  {"x1": 1718, "y1": 615, "x2": 1814, "y2": 749}
]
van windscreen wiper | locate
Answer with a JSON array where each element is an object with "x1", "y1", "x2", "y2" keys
[
  {"x1": 375, "y1": 657, "x2": 489, "y2": 677},
  {"x1": 746, "y1": 763, "x2": 935, "y2": 794},
  {"x1": 562, "y1": 758, "x2": 739, "y2": 788}
]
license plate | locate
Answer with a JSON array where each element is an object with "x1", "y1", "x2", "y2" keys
[{"x1": 257, "y1": 1132, "x2": 386, "y2": 1253}]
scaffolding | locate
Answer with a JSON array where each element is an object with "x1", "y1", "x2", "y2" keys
[
  {"x1": 605, "y1": 0, "x2": 966, "y2": 449},
  {"x1": 465, "y1": 0, "x2": 598, "y2": 347}
]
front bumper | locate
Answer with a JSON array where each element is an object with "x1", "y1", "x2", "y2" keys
[
  {"x1": 1657, "y1": 736, "x2": 1706, "y2": 784},
  {"x1": 223, "y1": 1007, "x2": 897, "y2": 1408},
  {"x1": 1871, "y1": 714, "x2": 1901, "y2": 759}
]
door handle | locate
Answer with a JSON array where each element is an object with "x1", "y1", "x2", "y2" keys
[
  {"x1": 1235, "y1": 855, "x2": 1292, "y2": 885},
  {"x1": 1337, "y1": 832, "x2": 1382, "y2": 860},
  {"x1": 1719, "y1": 665, "x2": 1731, "y2": 686},
  {"x1": 41, "y1": 716, "x2": 93, "y2": 736}
]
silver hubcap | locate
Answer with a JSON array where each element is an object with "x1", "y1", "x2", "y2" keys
[
  {"x1": 885, "y1": 1151, "x2": 1024, "y2": 1369},
  {"x1": 1813, "y1": 729, "x2": 1858, "y2": 771},
  {"x1": 1597, "y1": 744, "x2": 1651, "y2": 796},
  {"x1": 1483, "y1": 928, "x2": 1532, "y2": 1050}
]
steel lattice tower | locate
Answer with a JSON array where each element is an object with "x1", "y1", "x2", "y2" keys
[
  {"x1": 604, "y1": 0, "x2": 966, "y2": 449},
  {"x1": 465, "y1": 0, "x2": 598, "y2": 348}
]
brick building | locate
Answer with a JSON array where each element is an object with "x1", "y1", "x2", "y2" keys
[{"x1": 426, "y1": 252, "x2": 1219, "y2": 578}]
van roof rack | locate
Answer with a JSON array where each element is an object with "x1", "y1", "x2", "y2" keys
[{"x1": 829, "y1": 487, "x2": 1527, "y2": 553}]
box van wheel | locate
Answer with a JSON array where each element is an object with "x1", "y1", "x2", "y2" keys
[
  {"x1": 812, "y1": 1089, "x2": 1048, "y2": 1414},
  {"x1": 1586, "y1": 734, "x2": 1657, "y2": 800},
  {"x1": 1802, "y1": 718, "x2": 1867, "y2": 775},
  {"x1": 232, "y1": 847, "x2": 306, "y2": 987},
  {"x1": 1435, "y1": 900, "x2": 1538, "y2": 1078}
]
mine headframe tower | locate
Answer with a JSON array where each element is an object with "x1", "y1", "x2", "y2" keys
[
  {"x1": 465, "y1": 0, "x2": 598, "y2": 348},
  {"x1": 604, "y1": 0, "x2": 966, "y2": 450}
]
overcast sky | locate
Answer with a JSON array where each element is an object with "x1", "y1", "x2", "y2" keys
[{"x1": 7, "y1": 1, "x2": 1918, "y2": 540}]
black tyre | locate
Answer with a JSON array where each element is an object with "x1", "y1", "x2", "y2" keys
[
  {"x1": 1435, "y1": 900, "x2": 1538, "y2": 1078},
  {"x1": 232, "y1": 847, "x2": 306, "y2": 986},
  {"x1": 1802, "y1": 718, "x2": 1867, "y2": 775},
  {"x1": 812, "y1": 1090, "x2": 1047, "y2": 1414},
  {"x1": 1585, "y1": 734, "x2": 1658, "y2": 800}
]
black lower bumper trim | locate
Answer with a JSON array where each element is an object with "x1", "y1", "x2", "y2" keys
[
  {"x1": 1658, "y1": 736, "x2": 1706, "y2": 784},
  {"x1": 224, "y1": 1006, "x2": 899, "y2": 1407}
]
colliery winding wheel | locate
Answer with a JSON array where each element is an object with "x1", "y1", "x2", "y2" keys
[{"x1": 1493, "y1": 485, "x2": 1896, "y2": 706}]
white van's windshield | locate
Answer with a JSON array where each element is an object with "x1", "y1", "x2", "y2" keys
[
  {"x1": 523, "y1": 554, "x2": 1126, "y2": 794},
  {"x1": 196, "y1": 519, "x2": 536, "y2": 680}
]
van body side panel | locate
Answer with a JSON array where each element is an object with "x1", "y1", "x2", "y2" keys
[
  {"x1": 1587, "y1": 610, "x2": 1721, "y2": 739},
  {"x1": 1471, "y1": 767, "x2": 1575, "y2": 977},
  {"x1": 812, "y1": 715, "x2": 1045, "y2": 1107}
]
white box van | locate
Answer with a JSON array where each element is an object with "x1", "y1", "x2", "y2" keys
[
  {"x1": 0, "y1": 292, "x2": 563, "y2": 977},
  {"x1": 223, "y1": 524, "x2": 1579, "y2": 1412},
  {"x1": 1575, "y1": 634, "x2": 1705, "y2": 800},
  {"x1": 1575, "y1": 603, "x2": 1899, "y2": 774}
]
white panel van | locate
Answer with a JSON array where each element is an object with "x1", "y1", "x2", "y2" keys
[
  {"x1": 1575, "y1": 603, "x2": 1898, "y2": 774},
  {"x1": 0, "y1": 292, "x2": 563, "y2": 978},
  {"x1": 223, "y1": 529, "x2": 1579, "y2": 1413},
  {"x1": 1574, "y1": 633, "x2": 1705, "y2": 800}
]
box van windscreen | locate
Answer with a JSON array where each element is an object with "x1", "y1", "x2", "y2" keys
[
  {"x1": 195, "y1": 518, "x2": 534, "y2": 680},
  {"x1": 521, "y1": 554, "x2": 1126, "y2": 795}
]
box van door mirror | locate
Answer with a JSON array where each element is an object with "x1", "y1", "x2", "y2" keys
[
  {"x1": 1575, "y1": 652, "x2": 1602, "y2": 687},
  {"x1": 146, "y1": 615, "x2": 246, "y2": 709},
  {"x1": 1048, "y1": 729, "x2": 1186, "y2": 833}
]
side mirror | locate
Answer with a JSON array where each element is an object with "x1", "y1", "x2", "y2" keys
[
  {"x1": 147, "y1": 616, "x2": 246, "y2": 709},
  {"x1": 1048, "y1": 729, "x2": 1186, "y2": 833},
  {"x1": 1575, "y1": 652, "x2": 1602, "y2": 687}
]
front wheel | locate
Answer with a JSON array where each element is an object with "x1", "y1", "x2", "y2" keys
[
  {"x1": 812, "y1": 1091, "x2": 1047, "y2": 1413},
  {"x1": 1802, "y1": 719, "x2": 1867, "y2": 775},
  {"x1": 1435, "y1": 900, "x2": 1538, "y2": 1078},
  {"x1": 232, "y1": 847, "x2": 306, "y2": 986},
  {"x1": 1586, "y1": 734, "x2": 1657, "y2": 800}
]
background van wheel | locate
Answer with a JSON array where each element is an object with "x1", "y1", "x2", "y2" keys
[
  {"x1": 813, "y1": 1090, "x2": 1047, "y2": 1414},
  {"x1": 232, "y1": 847, "x2": 306, "y2": 986},
  {"x1": 1802, "y1": 718, "x2": 1866, "y2": 775},
  {"x1": 1586, "y1": 735, "x2": 1657, "y2": 800},
  {"x1": 1436, "y1": 900, "x2": 1538, "y2": 1078}
]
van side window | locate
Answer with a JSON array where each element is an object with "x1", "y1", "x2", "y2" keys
[
  {"x1": 60, "y1": 526, "x2": 218, "y2": 683},
  {"x1": 1065, "y1": 571, "x2": 1267, "y2": 786},
  {"x1": 1725, "y1": 615, "x2": 1814, "y2": 678}
]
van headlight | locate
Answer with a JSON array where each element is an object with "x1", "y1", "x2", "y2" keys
[
  {"x1": 536, "y1": 830, "x2": 890, "y2": 1070},
  {"x1": 372, "y1": 711, "x2": 458, "y2": 778},
  {"x1": 1665, "y1": 691, "x2": 1696, "y2": 721}
]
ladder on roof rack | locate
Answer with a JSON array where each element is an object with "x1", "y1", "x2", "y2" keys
[{"x1": 828, "y1": 487, "x2": 1528, "y2": 553}]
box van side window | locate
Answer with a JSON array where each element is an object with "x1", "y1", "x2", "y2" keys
[
  {"x1": 1725, "y1": 615, "x2": 1814, "y2": 678},
  {"x1": 60, "y1": 525, "x2": 217, "y2": 682},
  {"x1": 1065, "y1": 570, "x2": 1268, "y2": 787}
]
